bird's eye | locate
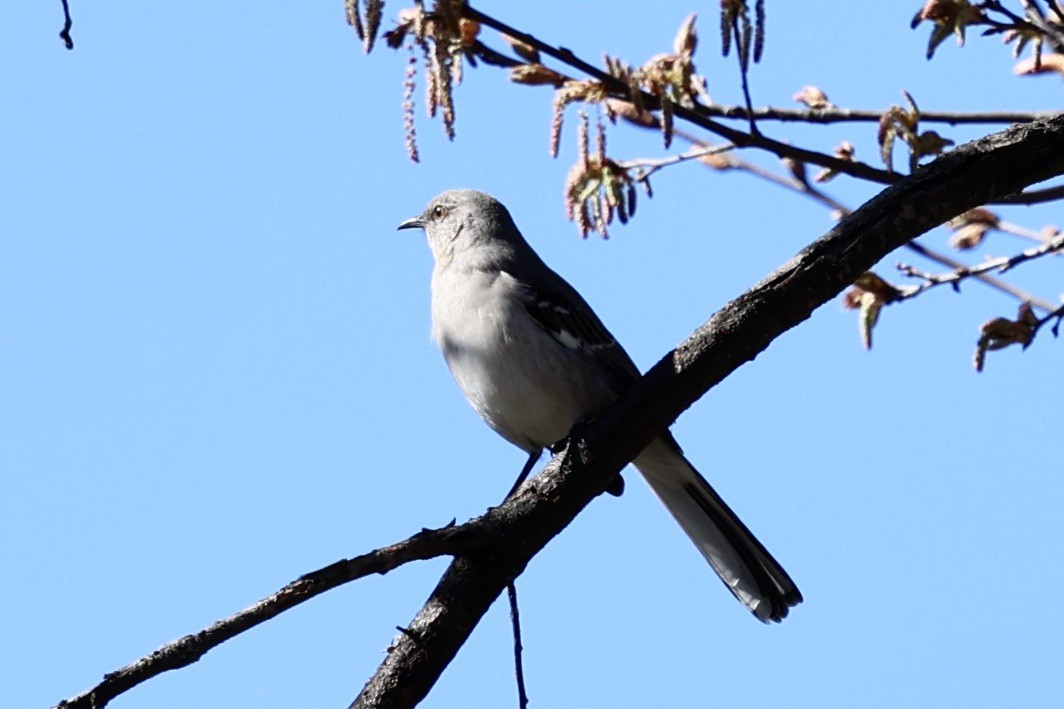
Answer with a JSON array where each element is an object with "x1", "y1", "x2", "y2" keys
[{"x1": 432, "y1": 205, "x2": 448, "y2": 220}]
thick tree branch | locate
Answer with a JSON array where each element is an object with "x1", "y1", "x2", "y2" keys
[{"x1": 352, "y1": 114, "x2": 1064, "y2": 708}]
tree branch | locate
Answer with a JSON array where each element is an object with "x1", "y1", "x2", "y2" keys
[
  {"x1": 53, "y1": 522, "x2": 496, "y2": 709},
  {"x1": 618, "y1": 143, "x2": 737, "y2": 180},
  {"x1": 896, "y1": 230, "x2": 1064, "y2": 302},
  {"x1": 997, "y1": 181, "x2": 1064, "y2": 204},
  {"x1": 1017, "y1": 0, "x2": 1064, "y2": 49},
  {"x1": 58, "y1": 0, "x2": 74, "y2": 50},
  {"x1": 351, "y1": 113, "x2": 1064, "y2": 708},
  {"x1": 901, "y1": 239, "x2": 1059, "y2": 312},
  {"x1": 461, "y1": 5, "x2": 897, "y2": 186},
  {"x1": 682, "y1": 105, "x2": 1057, "y2": 126},
  {"x1": 463, "y1": 4, "x2": 1063, "y2": 202}
]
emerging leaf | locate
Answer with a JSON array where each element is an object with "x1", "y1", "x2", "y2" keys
[
  {"x1": 949, "y1": 223, "x2": 991, "y2": 249},
  {"x1": 843, "y1": 272, "x2": 902, "y2": 350},
  {"x1": 674, "y1": 14, "x2": 698, "y2": 58},
  {"x1": 605, "y1": 99, "x2": 660, "y2": 128},
  {"x1": 947, "y1": 207, "x2": 998, "y2": 248},
  {"x1": 973, "y1": 303, "x2": 1039, "y2": 372},
  {"x1": 511, "y1": 64, "x2": 567, "y2": 87},
  {"x1": 814, "y1": 141, "x2": 855, "y2": 183},
  {"x1": 878, "y1": 94, "x2": 951, "y2": 173},
  {"x1": 909, "y1": 130, "x2": 954, "y2": 172},
  {"x1": 503, "y1": 34, "x2": 541, "y2": 63},
  {"x1": 858, "y1": 291, "x2": 884, "y2": 351},
  {"x1": 793, "y1": 85, "x2": 833, "y2": 110},
  {"x1": 950, "y1": 207, "x2": 1000, "y2": 228},
  {"x1": 910, "y1": 0, "x2": 986, "y2": 60}
]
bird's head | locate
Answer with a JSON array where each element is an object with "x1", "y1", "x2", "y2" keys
[{"x1": 398, "y1": 189, "x2": 526, "y2": 266}]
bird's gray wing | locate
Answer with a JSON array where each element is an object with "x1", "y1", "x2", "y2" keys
[{"x1": 510, "y1": 273, "x2": 642, "y2": 394}]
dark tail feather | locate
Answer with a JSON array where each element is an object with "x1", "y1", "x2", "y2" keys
[{"x1": 633, "y1": 438, "x2": 802, "y2": 623}]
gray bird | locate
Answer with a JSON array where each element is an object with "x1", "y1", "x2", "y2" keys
[{"x1": 399, "y1": 189, "x2": 802, "y2": 622}]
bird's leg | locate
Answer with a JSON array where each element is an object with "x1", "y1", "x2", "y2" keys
[
  {"x1": 550, "y1": 421, "x2": 624, "y2": 497},
  {"x1": 548, "y1": 421, "x2": 584, "y2": 458},
  {"x1": 504, "y1": 448, "x2": 543, "y2": 501}
]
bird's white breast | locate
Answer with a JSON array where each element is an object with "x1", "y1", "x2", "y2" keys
[{"x1": 430, "y1": 266, "x2": 613, "y2": 452}]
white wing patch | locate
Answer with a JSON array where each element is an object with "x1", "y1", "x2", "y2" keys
[
  {"x1": 553, "y1": 328, "x2": 583, "y2": 349},
  {"x1": 530, "y1": 297, "x2": 616, "y2": 351},
  {"x1": 536, "y1": 300, "x2": 584, "y2": 350}
]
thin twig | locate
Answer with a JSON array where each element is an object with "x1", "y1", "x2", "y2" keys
[
  {"x1": 997, "y1": 182, "x2": 1064, "y2": 204},
  {"x1": 1033, "y1": 302, "x2": 1064, "y2": 337},
  {"x1": 987, "y1": 0, "x2": 1035, "y2": 26},
  {"x1": 997, "y1": 220, "x2": 1060, "y2": 245},
  {"x1": 731, "y1": 18, "x2": 758, "y2": 135},
  {"x1": 901, "y1": 240, "x2": 1059, "y2": 311},
  {"x1": 59, "y1": 0, "x2": 74, "y2": 50},
  {"x1": 1017, "y1": 0, "x2": 1064, "y2": 49},
  {"x1": 681, "y1": 105, "x2": 1057, "y2": 126},
  {"x1": 895, "y1": 231, "x2": 1064, "y2": 302},
  {"x1": 507, "y1": 583, "x2": 529, "y2": 709},
  {"x1": 1018, "y1": 0, "x2": 1047, "y2": 20},
  {"x1": 501, "y1": 452, "x2": 539, "y2": 709},
  {"x1": 618, "y1": 143, "x2": 737, "y2": 180}
]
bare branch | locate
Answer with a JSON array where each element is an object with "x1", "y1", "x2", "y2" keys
[
  {"x1": 53, "y1": 522, "x2": 495, "y2": 709},
  {"x1": 997, "y1": 181, "x2": 1064, "y2": 204},
  {"x1": 58, "y1": 0, "x2": 73, "y2": 50},
  {"x1": 688, "y1": 105, "x2": 1057, "y2": 125},
  {"x1": 997, "y1": 219, "x2": 1061, "y2": 245},
  {"x1": 618, "y1": 143, "x2": 737, "y2": 181},
  {"x1": 727, "y1": 10, "x2": 759, "y2": 134},
  {"x1": 896, "y1": 230, "x2": 1064, "y2": 302},
  {"x1": 506, "y1": 584, "x2": 529, "y2": 709},
  {"x1": 902, "y1": 239, "x2": 1059, "y2": 311},
  {"x1": 1033, "y1": 301, "x2": 1064, "y2": 336}
]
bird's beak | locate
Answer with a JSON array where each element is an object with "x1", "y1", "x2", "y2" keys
[{"x1": 397, "y1": 216, "x2": 425, "y2": 231}]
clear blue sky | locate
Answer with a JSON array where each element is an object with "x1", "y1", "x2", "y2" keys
[{"x1": 4, "y1": 3, "x2": 1061, "y2": 708}]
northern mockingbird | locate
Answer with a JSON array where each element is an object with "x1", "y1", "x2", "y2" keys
[{"x1": 399, "y1": 189, "x2": 802, "y2": 622}]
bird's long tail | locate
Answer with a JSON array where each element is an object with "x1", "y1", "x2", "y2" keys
[{"x1": 633, "y1": 437, "x2": 802, "y2": 623}]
